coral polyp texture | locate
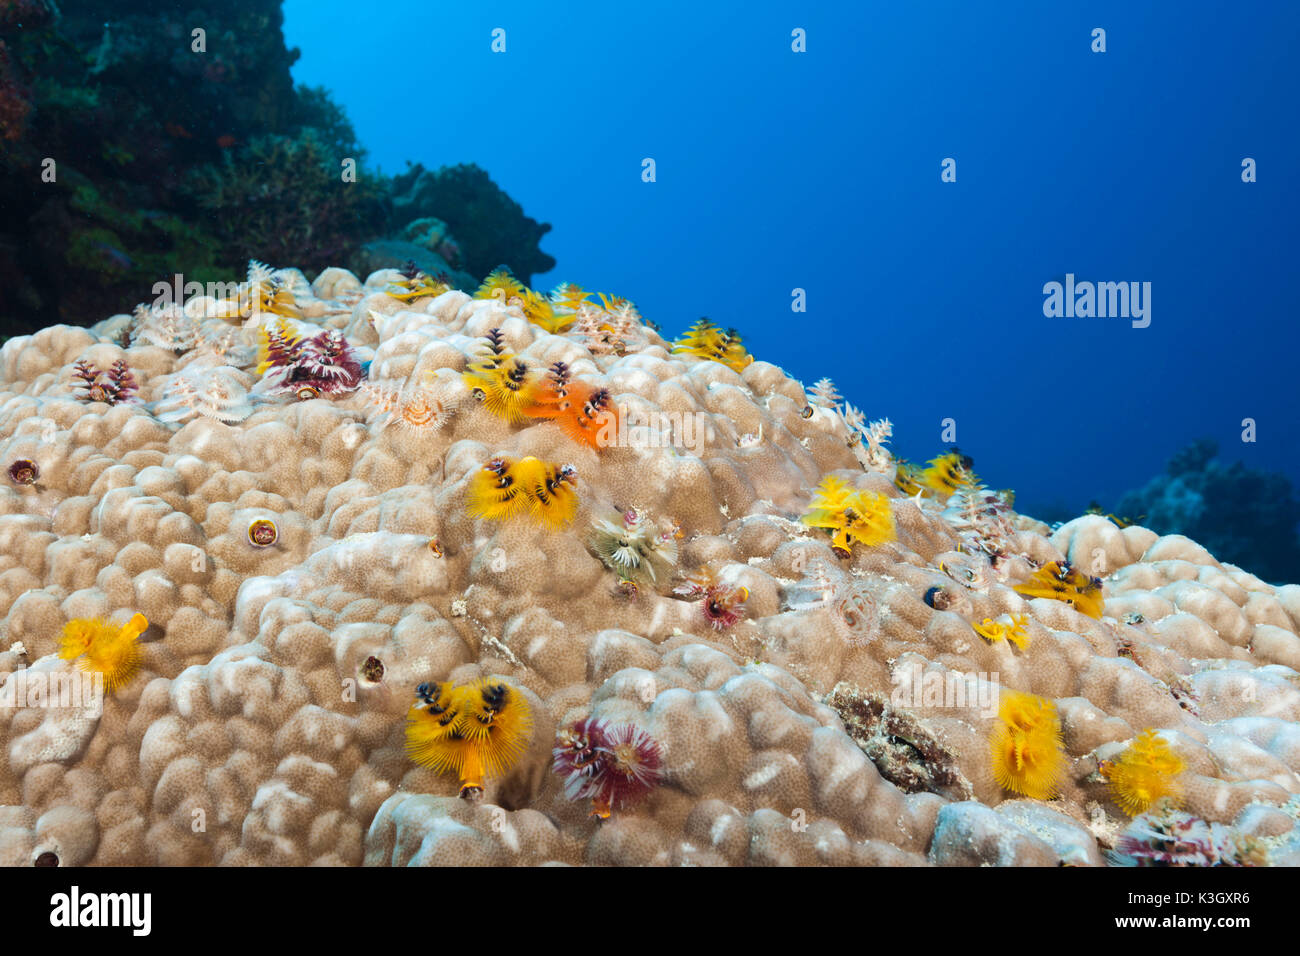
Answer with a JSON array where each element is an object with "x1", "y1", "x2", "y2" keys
[{"x1": 2, "y1": 264, "x2": 1300, "y2": 867}]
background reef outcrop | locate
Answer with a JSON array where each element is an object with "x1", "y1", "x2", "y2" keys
[
  {"x1": 389, "y1": 164, "x2": 556, "y2": 286},
  {"x1": 0, "y1": 270, "x2": 1299, "y2": 866},
  {"x1": 1114, "y1": 440, "x2": 1300, "y2": 586},
  {"x1": 0, "y1": 0, "x2": 553, "y2": 335}
]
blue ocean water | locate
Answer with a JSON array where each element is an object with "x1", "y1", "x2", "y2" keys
[{"x1": 285, "y1": 0, "x2": 1299, "y2": 519}]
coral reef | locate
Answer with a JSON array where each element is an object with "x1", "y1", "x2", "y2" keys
[
  {"x1": 0, "y1": 0, "x2": 310, "y2": 330},
  {"x1": 181, "y1": 131, "x2": 389, "y2": 276},
  {"x1": 1115, "y1": 439, "x2": 1300, "y2": 584},
  {"x1": 390, "y1": 163, "x2": 556, "y2": 285},
  {"x1": 0, "y1": 268, "x2": 1298, "y2": 868},
  {"x1": 0, "y1": 4, "x2": 552, "y2": 337}
]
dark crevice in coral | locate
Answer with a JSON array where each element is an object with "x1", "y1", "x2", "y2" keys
[{"x1": 825, "y1": 683, "x2": 974, "y2": 802}]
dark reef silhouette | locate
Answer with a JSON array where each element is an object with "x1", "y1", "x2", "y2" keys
[
  {"x1": 1115, "y1": 439, "x2": 1300, "y2": 585},
  {"x1": 0, "y1": 0, "x2": 553, "y2": 336}
]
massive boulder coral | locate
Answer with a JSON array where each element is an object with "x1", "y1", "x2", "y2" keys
[{"x1": 0, "y1": 267, "x2": 1298, "y2": 867}]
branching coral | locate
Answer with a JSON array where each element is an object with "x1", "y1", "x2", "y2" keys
[
  {"x1": 553, "y1": 717, "x2": 664, "y2": 819},
  {"x1": 973, "y1": 613, "x2": 1030, "y2": 650},
  {"x1": 405, "y1": 678, "x2": 534, "y2": 798},
  {"x1": 70, "y1": 359, "x2": 138, "y2": 405},
  {"x1": 589, "y1": 507, "x2": 679, "y2": 592},
  {"x1": 466, "y1": 455, "x2": 579, "y2": 530},
  {"x1": 990, "y1": 690, "x2": 1068, "y2": 800},
  {"x1": 58, "y1": 613, "x2": 149, "y2": 693},
  {"x1": 800, "y1": 475, "x2": 896, "y2": 558},
  {"x1": 1102, "y1": 729, "x2": 1186, "y2": 816},
  {"x1": 1014, "y1": 560, "x2": 1105, "y2": 619},
  {"x1": 670, "y1": 319, "x2": 753, "y2": 372}
]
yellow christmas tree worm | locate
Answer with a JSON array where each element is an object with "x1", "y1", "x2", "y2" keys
[
  {"x1": 58, "y1": 613, "x2": 149, "y2": 693},
  {"x1": 1014, "y1": 560, "x2": 1105, "y2": 619},
  {"x1": 1102, "y1": 728, "x2": 1185, "y2": 816},
  {"x1": 801, "y1": 475, "x2": 896, "y2": 557},
  {"x1": 990, "y1": 690, "x2": 1067, "y2": 800},
  {"x1": 405, "y1": 678, "x2": 534, "y2": 797},
  {"x1": 973, "y1": 613, "x2": 1031, "y2": 650}
]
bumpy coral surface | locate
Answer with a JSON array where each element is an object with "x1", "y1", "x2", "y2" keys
[{"x1": 2, "y1": 266, "x2": 1300, "y2": 867}]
